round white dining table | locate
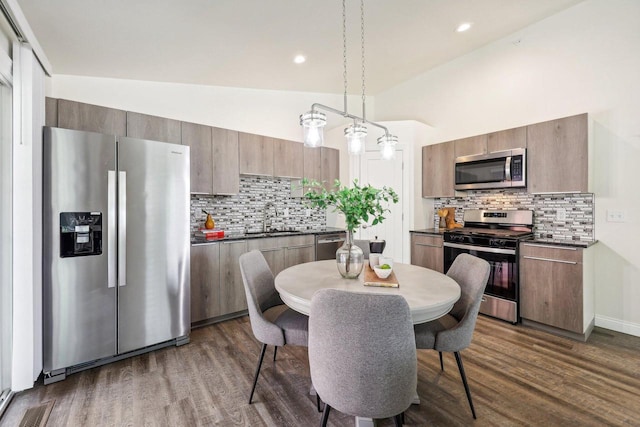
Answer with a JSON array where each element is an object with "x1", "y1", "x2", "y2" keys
[
  {"x1": 275, "y1": 260, "x2": 461, "y2": 325},
  {"x1": 275, "y1": 260, "x2": 461, "y2": 427}
]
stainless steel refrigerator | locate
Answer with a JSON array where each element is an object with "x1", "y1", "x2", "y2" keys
[{"x1": 43, "y1": 127, "x2": 190, "y2": 383}]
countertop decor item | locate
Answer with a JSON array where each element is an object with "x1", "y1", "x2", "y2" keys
[
  {"x1": 203, "y1": 211, "x2": 215, "y2": 229},
  {"x1": 302, "y1": 178, "x2": 398, "y2": 279}
]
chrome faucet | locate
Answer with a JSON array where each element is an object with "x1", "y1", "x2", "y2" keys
[{"x1": 263, "y1": 202, "x2": 278, "y2": 232}]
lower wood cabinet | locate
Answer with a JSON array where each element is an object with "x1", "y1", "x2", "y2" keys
[
  {"x1": 283, "y1": 235, "x2": 315, "y2": 268},
  {"x1": 191, "y1": 234, "x2": 316, "y2": 325},
  {"x1": 219, "y1": 240, "x2": 249, "y2": 315},
  {"x1": 519, "y1": 242, "x2": 595, "y2": 340},
  {"x1": 190, "y1": 243, "x2": 221, "y2": 323},
  {"x1": 410, "y1": 233, "x2": 444, "y2": 273}
]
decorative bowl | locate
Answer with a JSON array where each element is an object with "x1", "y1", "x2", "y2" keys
[{"x1": 373, "y1": 265, "x2": 392, "y2": 279}]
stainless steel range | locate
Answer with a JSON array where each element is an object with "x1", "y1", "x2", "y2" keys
[{"x1": 443, "y1": 209, "x2": 533, "y2": 324}]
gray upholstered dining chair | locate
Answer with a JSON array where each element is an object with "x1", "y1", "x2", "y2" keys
[
  {"x1": 309, "y1": 289, "x2": 416, "y2": 427},
  {"x1": 413, "y1": 253, "x2": 490, "y2": 419},
  {"x1": 353, "y1": 239, "x2": 370, "y2": 259},
  {"x1": 239, "y1": 250, "x2": 309, "y2": 404}
]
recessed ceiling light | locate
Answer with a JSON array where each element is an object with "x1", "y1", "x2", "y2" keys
[
  {"x1": 456, "y1": 22, "x2": 472, "y2": 33},
  {"x1": 294, "y1": 55, "x2": 306, "y2": 64}
]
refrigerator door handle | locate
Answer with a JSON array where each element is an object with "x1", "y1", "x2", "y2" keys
[
  {"x1": 108, "y1": 170, "x2": 117, "y2": 288},
  {"x1": 118, "y1": 171, "x2": 127, "y2": 287}
]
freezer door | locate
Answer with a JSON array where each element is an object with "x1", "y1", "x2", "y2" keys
[
  {"x1": 117, "y1": 137, "x2": 190, "y2": 353},
  {"x1": 43, "y1": 127, "x2": 117, "y2": 372}
]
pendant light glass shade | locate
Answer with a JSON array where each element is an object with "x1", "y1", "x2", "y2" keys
[
  {"x1": 377, "y1": 134, "x2": 398, "y2": 160},
  {"x1": 300, "y1": 111, "x2": 327, "y2": 147},
  {"x1": 345, "y1": 123, "x2": 367, "y2": 156}
]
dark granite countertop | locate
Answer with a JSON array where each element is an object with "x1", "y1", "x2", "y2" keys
[
  {"x1": 191, "y1": 227, "x2": 346, "y2": 246},
  {"x1": 524, "y1": 238, "x2": 598, "y2": 248},
  {"x1": 410, "y1": 228, "x2": 445, "y2": 235}
]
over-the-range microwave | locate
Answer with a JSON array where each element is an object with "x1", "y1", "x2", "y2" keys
[{"x1": 454, "y1": 148, "x2": 526, "y2": 190}]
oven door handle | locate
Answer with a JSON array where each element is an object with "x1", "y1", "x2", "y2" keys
[{"x1": 444, "y1": 242, "x2": 516, "y2": 255}]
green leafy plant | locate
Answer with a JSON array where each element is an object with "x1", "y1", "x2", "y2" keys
[{"x1": 301, "y1": 178, "x2": 399, "y2": 232}]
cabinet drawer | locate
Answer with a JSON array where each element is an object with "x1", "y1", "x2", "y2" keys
[
  {"x1": 411, "y1": 234, "x2": 443, "y2": 248},
  {"x1": 520, "y1": 243, "x2": 582, "y2": 264},
  {"x1": 281, "y1": 235, "x2": 315, "y2": 247}
]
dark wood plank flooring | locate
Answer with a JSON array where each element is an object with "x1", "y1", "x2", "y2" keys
[{"x1": 2, "y1": 316, "x2": 639, "y2": 426}]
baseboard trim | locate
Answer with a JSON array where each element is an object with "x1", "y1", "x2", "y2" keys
[{"x1": 595, "y1": 315, "x2": 640, "y2": 337}]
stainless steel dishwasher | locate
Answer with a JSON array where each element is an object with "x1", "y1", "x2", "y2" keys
[{"x1": 315, "y1": 232, "x2": 346, "y2": 260}]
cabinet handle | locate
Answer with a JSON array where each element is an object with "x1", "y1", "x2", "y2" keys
[
  {"x1": 522, "y1": 255, "x2": 577, "y2": 265},
  {"x1": 522, "y1": 243, "x2": 577, "y2": 251},
  {"x1": 286, "y1": 244, "x2": 314, "y2": 250},
  {"x1": 260, "y1": 248, "x2": 281, "y2": 252},
  {"x1": 415, "y1": 242, "x2": 442, "y2": 248}
]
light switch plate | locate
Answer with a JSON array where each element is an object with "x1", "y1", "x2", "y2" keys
[
  {"x1": 556, "y1": 208, "x2": 566, "y2": 221},
  {"x1": 607, "y1": 210, "x2": 626, "y2": 222}
]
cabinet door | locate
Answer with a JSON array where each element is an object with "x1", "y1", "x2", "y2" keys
[
  {"x1": 454, "y1": 135, "x2": 487, "y2": 158},
  {"x1": 422, "y1": 142, "x2": 454, "y2": 198},
  {"x1": 212, "y1": 127, "x2": 240, "y2": 195},
  {"x1": 126, "y1": 112, "x2": 181, "y2": 144},
  {"x1": 58, "y1": 99, "x2": 127, "y2": 136},
  {"x1": 283, "y1": 235, "x2": 316, "y2": 269},
  {"x1": 321, "y1": 147, "x2": 340, "y2": 190},
  {"x1": 520, "y1": 244, "x2": 583, "y2": 333},
  {"x1": 526, "y1": 113, "x2": 588, "y2": 193},
  {"x1": 303, "y1": 146, "x2": 322, "y2": 192},
  {"x1": 182, "y1": 122, "x2": 213, "y2": 194},
  {"x1": 487, "y1": 126, "x2": 527, "y2": 152},
  {"x1": 410, "y1": 234, "x2": 443, "y2": 273},
  {"x1": 219, "y1": 240, "x2": 248, "y2": 315},
  {"x1": 239, "y1": 132, "x2": 273, "y2": 176},
  {"x1": 248, "y1": 238, "x2": 285, "y2": 277},
  {"x1": 45, "y1": 97, "x2": 58, "y2": 127},
  {"x1": 273, "y1": 139, "x2": 303, "y2": 178},
  {"x1": 190, "y1": 244, "x2": 221, "y2": 323}
]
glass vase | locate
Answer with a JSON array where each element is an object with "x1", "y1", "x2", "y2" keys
[{"x1": 336, "y1": 230, "x2": 364, "y2": 279}]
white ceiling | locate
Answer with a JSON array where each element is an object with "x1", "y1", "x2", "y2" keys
[{"x1": 17, "y1": 0, "x2": 584, "y2": 95}]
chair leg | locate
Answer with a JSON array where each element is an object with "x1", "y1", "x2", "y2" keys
[
  {"x1": 273, "y1": 346, "x2": 278, "y2": 361},
  {"x1": 249, "y1": 343, "x2": 268, "y2": 404},
  {"x1": 454, "y1": 351, "x2": 477, "y2": 419},
  {"x1": 316, "y1": 394, "x2": 324, "y2": 412},
  {"x1": 393, "y1": 413, "x2": 403, "y2": 426},
  {"x1": 439, "y1": 351, "x2": 444, "y2": 371},
  {"x1": 320, "y1": 404, "x2": 331, "y2": 427}
]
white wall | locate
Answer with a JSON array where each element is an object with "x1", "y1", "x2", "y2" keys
[
  {"x1": 375, "y1": 0, "x2": 640, "y2": 336},
  {"x1": 50, "y1": 75, "x2": 372, "y2": 143}
]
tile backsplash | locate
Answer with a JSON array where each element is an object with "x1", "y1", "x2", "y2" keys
[
  {"x1": 190, "y1": 176, "x2": 325, "y2": 234},
  {"x1": 434, "y1": 190, "x2": 594, "y2": 242}
]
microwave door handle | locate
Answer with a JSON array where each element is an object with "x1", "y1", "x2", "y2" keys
[{"x1": 505, "y1": 156, "x2": 512, "y2": 181}]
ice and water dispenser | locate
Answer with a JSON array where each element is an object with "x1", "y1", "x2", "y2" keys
[{"x1": 59, "y1": 212, "x2": 103, "y2": 257}]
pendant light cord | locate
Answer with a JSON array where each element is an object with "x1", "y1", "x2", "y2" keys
[
  {"x1": 361, "y1": 0, "x2": 366, "y2": 121},
  {"x1": 343, "y1": 0, "x2": 348, "y2": 114}
]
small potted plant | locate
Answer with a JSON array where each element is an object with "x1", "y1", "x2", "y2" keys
[{"x1": 302, "y1": 178, "x2": 398, "y2": 278}]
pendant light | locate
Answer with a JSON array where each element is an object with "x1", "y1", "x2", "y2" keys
[{"x1": 299, "y1": 0, "x2": 398, "y2": 159}]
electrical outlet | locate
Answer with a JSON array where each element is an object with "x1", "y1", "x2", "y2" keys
[
  {"x1": 283, "y1": 208, "x2": 289, "y2": 217},
  {"x1": 556, "y1": 208, "x2": 566, "y2": 221},
  {"x1": 607, "y1": 210, "x2": 626, "y2": 222},
  {"x1": 305, "y1": 208, "x2": 312, "y2": 217}
]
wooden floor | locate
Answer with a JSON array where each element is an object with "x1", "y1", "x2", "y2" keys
[{"x1": 2, "y1": 315, "x2": 640, "y2": 426}]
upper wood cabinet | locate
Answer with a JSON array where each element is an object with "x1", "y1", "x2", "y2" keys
[
  {"x1": 422, "y1": 142, "x2": 455, "y2": 198},
  {"x1": 454, "y1": 135, "x2": 487, "y2": 158},
  {"x1": 239, "y1": 132, "x2": 274, "y2": 176},
  {"x1": 303, "y1": 146, "x2": 322, "y2": 183},
  {"x1": 487, "y1": 126, "x2": 527, "y2": 152},
  {"x1": 273, "y1": 138, "x2": 303, "y2": 178},
  {"x1": 182, "y1": 122, "x2": 213, "y2": 194},
  {"x1": 57, "y1": 99, "x2": 127, "y2": 136},
  {"x1": 321, "y1": 147, "x2": 340, "y2": 190},
  {"x1": 526, "y1": 113, "x2": 588, "y2": 193},
  {"x1": 212, "y1": 127, "x2": 240, "y2": 194},
  {"x1": 126, "y1": 112, "x2": 181, "y2": 144},
  {"x1": 45, "y1": 97, "x2": 58, "y2": 127}
]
